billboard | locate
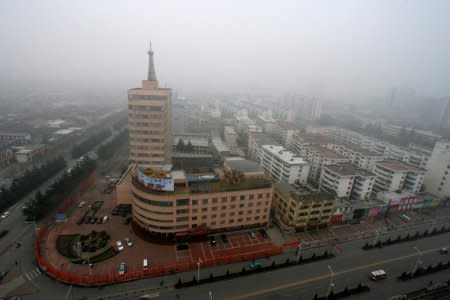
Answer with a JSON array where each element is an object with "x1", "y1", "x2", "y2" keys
[{"x1": 137, "y1": 169, "x2": 174, "y2": 192}]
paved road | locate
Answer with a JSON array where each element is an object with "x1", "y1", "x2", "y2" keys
[{"x1": 15, "y1": 229, "x2": 450, "y2": 300}]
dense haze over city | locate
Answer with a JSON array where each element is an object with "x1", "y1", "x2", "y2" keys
[
  {"x1": 1, "y1": 2, "x2": 450, "y2": 300},
  {"x1": 1, "y1": 0, "x2": 450, "y2": 101}
]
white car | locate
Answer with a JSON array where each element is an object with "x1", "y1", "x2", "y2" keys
[
  {"x1": 124, "y1": 237, "x2": 133, "y2": 247},
  {"x1": 1, "y1": 211, "x2": 11, "y2": 219},
  {"x1": 116, "y1": 240, "x2": 124, "y2": 251}
]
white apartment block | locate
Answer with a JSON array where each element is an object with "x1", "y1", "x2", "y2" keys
[
  {"x1": 331, "y1": 143, "x2": 384, "y2": 171},
  {"x1": 259, "y1": 145, "x2": 310, "y2": 184},
  {"x1": 248, "y1": 133, "x2": 282, "y2": 162},
  {"x1": 273, "y1": 121, "x2": 299, "y2": 147},
  {"x1": 326, "y1": 127, "x2": 432, "y2": 169},
  {"x1": 224, "y1": 126, "x2": 238, "y2": 147},
  {"x1": 302, "y1": 146, "x2": 350, "y2": 183},
  {"x1": 320, "y1": 163, "x2": 376, "y2": 200},
  {"x1": 424, "y1": 140, "x2": 450, "y2": 198},
  {"x1": 373, "y1": 160, "x2": 425, "y2": 194}
]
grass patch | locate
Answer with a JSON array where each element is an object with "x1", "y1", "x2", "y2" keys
[{"x1": 56, "y1": 234, "x2": 79, "y2": 259}]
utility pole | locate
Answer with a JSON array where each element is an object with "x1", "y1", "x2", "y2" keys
[
  {"x1": 296, "y1": 242, "x2": 302, "y2": 263},
  {"x1": 372, "y1": 230, "x2": 380, "y2": 246},
  {"x1": 197, "y1": 257, "x2": 203, "y2": 282},
  {"x1": 412, "y1": 246, "x2": 423, "y2": 274},
  {"x1": 325, "y1": 265, "x2": 334, "y2": 300}
]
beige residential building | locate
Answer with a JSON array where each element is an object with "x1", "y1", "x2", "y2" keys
[
  {"x1": 272, "y1": 183, "x2": 335, "y2": 232},
  {"x1": 128, "y1": 43, "x2": 172, "y2": 168},
  {"x1": 373, "y1": 159, "x2": 426, "y2": 194}
]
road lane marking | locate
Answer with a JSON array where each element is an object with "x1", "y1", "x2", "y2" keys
[{"x1": 228, "y1": 245, "x2": 449, "y2": 300}]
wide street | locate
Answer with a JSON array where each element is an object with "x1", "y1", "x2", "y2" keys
[{"x1": 4, "y1": 219, "x2": 447, "y2": 300}]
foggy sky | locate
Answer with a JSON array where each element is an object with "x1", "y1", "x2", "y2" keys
[{"x1": 1, "y1": 0, "x2": 450, "y2": 101}]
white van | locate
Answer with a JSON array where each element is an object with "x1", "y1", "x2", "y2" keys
[
  {"x1": 102, "y1": 216, "x2": 109, "y2": 223},
  {"x1": 370, "y1": 269, "x2": 387, "y2": 280},
  {"x1": 143, "y1": 258, "x2": 148, "y2": 270}
]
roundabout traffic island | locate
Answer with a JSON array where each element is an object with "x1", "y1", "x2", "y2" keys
[{"x1": 56, "y1": 230, "x2": 118, "y2": 264}]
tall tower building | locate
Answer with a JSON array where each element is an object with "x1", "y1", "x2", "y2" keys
[{"x1": 128, "y1": 42, "x2": 172, "y2": 169}]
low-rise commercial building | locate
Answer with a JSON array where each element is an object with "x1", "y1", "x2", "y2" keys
[
  {"x1": 377, "y1": 191, "x2": 417, "y2": 214},
  {"x1": 116, "y1": 164, "x2": 273, "y2": 240},
  {"x1": 272, "y1": 182, "x2": 335, "y2": 232}
]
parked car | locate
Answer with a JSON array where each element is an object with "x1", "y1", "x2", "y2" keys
[
  {"x1": 210, "y1": 236, "x2": 217, "y2": 246},
  {"x1": 0, "y1": 230, "x2": 9, "y2": 239},
  {"x1": 176, "y1": 243, "x2": 189, "y2": 250},
  {"x1": 102, "y1": 216, "x2": 109, "y2": 223},
  {"x1": 96, "y1": 218, "x2": 102, "y2": 224},
  {"x1": 84, "y1": 217, "x2": 91, "y2": 224},
  {"x1": 116, "y1": 240, "x2": 124, "y2": 251},
  {"x1": 0, "y1": 270, "x2": 8, "y2": 280},
  {"x1": 249, "y1": 260, "x2": 261, "y2": 269},
  {"x1": 125, "y1": 217, "x2": 132, "y2": 225},
  {"x1": 221, "y1": 234, "x2": 228, "y2": 243},
  {"x1": 259, "y1": 229, "x2": 268, "y2": 238},
  {"x1": 1, "y1": 211, "x2": 11, "y2": 219},
  {"x1": 25, "y1": 216, "x2": 36, "y2": 223},
  {"x1": 78, "y1": 201, "x2": 86, "y2": 208},
  {"x1": 439, "y1": 247, "x2": 448, "y2": 254},
  {"x1": 249, "y1": 232, "x2": 256, "y2": 238},
  {"x1": 124, "y1": 237, "x2": 133, "y2": 247},
  {"x1": 118, "y1": 262, "x2": 126, "y2": 275}
]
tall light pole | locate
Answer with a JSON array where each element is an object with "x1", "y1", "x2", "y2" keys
[
  {"x1": 412, "y1": 246, "x2": 423, "y2": 274},
  {"x1": 296, "y1": 242, "x2": 302, "y2": 263},
  {"x1": 372, "y1": 229, "x2": 380, "y2": 246},
  {"x1": 197, "y1": 257, "x2": 203, "y2": 282},
  {"x1": 326, "y1": 265, "x2": 334, "y2": 300}
]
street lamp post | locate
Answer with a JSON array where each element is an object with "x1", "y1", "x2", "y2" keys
[
  {"x1": 326, "y1": 265, "x2": 334, "y2": 300},
  {"x1": 197, "y1": 257, "x2": 203, "y2": 282},
  {"x1": 296, "y1": 242, "x2": 302, "y2": 263},
  {"x1": 412, "y1": 246, "x2": 423, "y2": 274},
  {"x1": 372, "y1": 230, "x2": 380, "y2": 246}
]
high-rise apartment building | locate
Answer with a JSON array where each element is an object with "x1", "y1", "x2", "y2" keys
[
  {"x1": 128, "y1": 43, "x2": 172, "y2": 168},
  {"x1": 424, "y1": 140, "x2": 450, "y2": 198}
]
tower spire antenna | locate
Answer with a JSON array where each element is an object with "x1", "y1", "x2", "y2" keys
[{"x1": 147, "y1": 41, "x2": 157, "y2": 81}]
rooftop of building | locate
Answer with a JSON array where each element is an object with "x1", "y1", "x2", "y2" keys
[
  {"x1": 173, "y1": 135, "x2": 209, "y2": 147},
  {"x1": 261, "y1": 145, "x2": 308, "y2": 165},
  {"x1": 224, "y1": 126, "x2": 237, "y2": 134},
  {"x1": 277, "y1": 120, "x2": 298, "y2": 131},
  {"x1": 334, "y1": 141, "x2": 382, "y2": 157},
  {"x1": 307, "y1": 145, "x2": 348, "y2": 161},
  {"x1": 323, "y1": 163, "x2": 376, "y2": 177},
  {"x1": 295, "y1": 132, "x2": 332, "y2": 145},
  {"x1": 275, "y1": 182, "x2": 334, "y2": 203},
  {"x1": 249, "y1": 132, "x2": 282, "y2": 146},
  {"x1": 224, "y1": 158, "x2": 264, "y2": 174},
  {"x1": 376, "y1": 159, "x2": 426, "y2": 173}
]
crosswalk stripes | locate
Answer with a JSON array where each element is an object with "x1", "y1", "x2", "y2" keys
[{"x1": 23, "y1": 268, "x2": 42, "y2": 281}]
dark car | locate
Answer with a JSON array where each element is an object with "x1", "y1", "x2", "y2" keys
[
  {"x1": 90, "y1": 217, "x2": 97, "y2": 224},
  {"x1": 96, "y1": 218, "x2": 103, "y2": 224},
  {"x1": 439, "y1": 247, "x2": 448, "y2": 254},
  {"x1": 210, "y1": 236, "x2": 217, "y2": 246},
  {"x1": 125, "y1": 217, "x2": 132, "y2": 225},
  {"x1": 0, "y1": 230, "x2": 8, "y2": 239},
  {"x1": 176, "y1": 243, "x2": 189, "y2": 251},
  {"x1": 221, "y1": 234, "x2": 228, "y2": 243},
  {"x1": 259, "y1": 229, "x2": 268, "y2": 238},
  {"x1": 84, "y1": 217, "x2": 91, "y2": 224}
]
